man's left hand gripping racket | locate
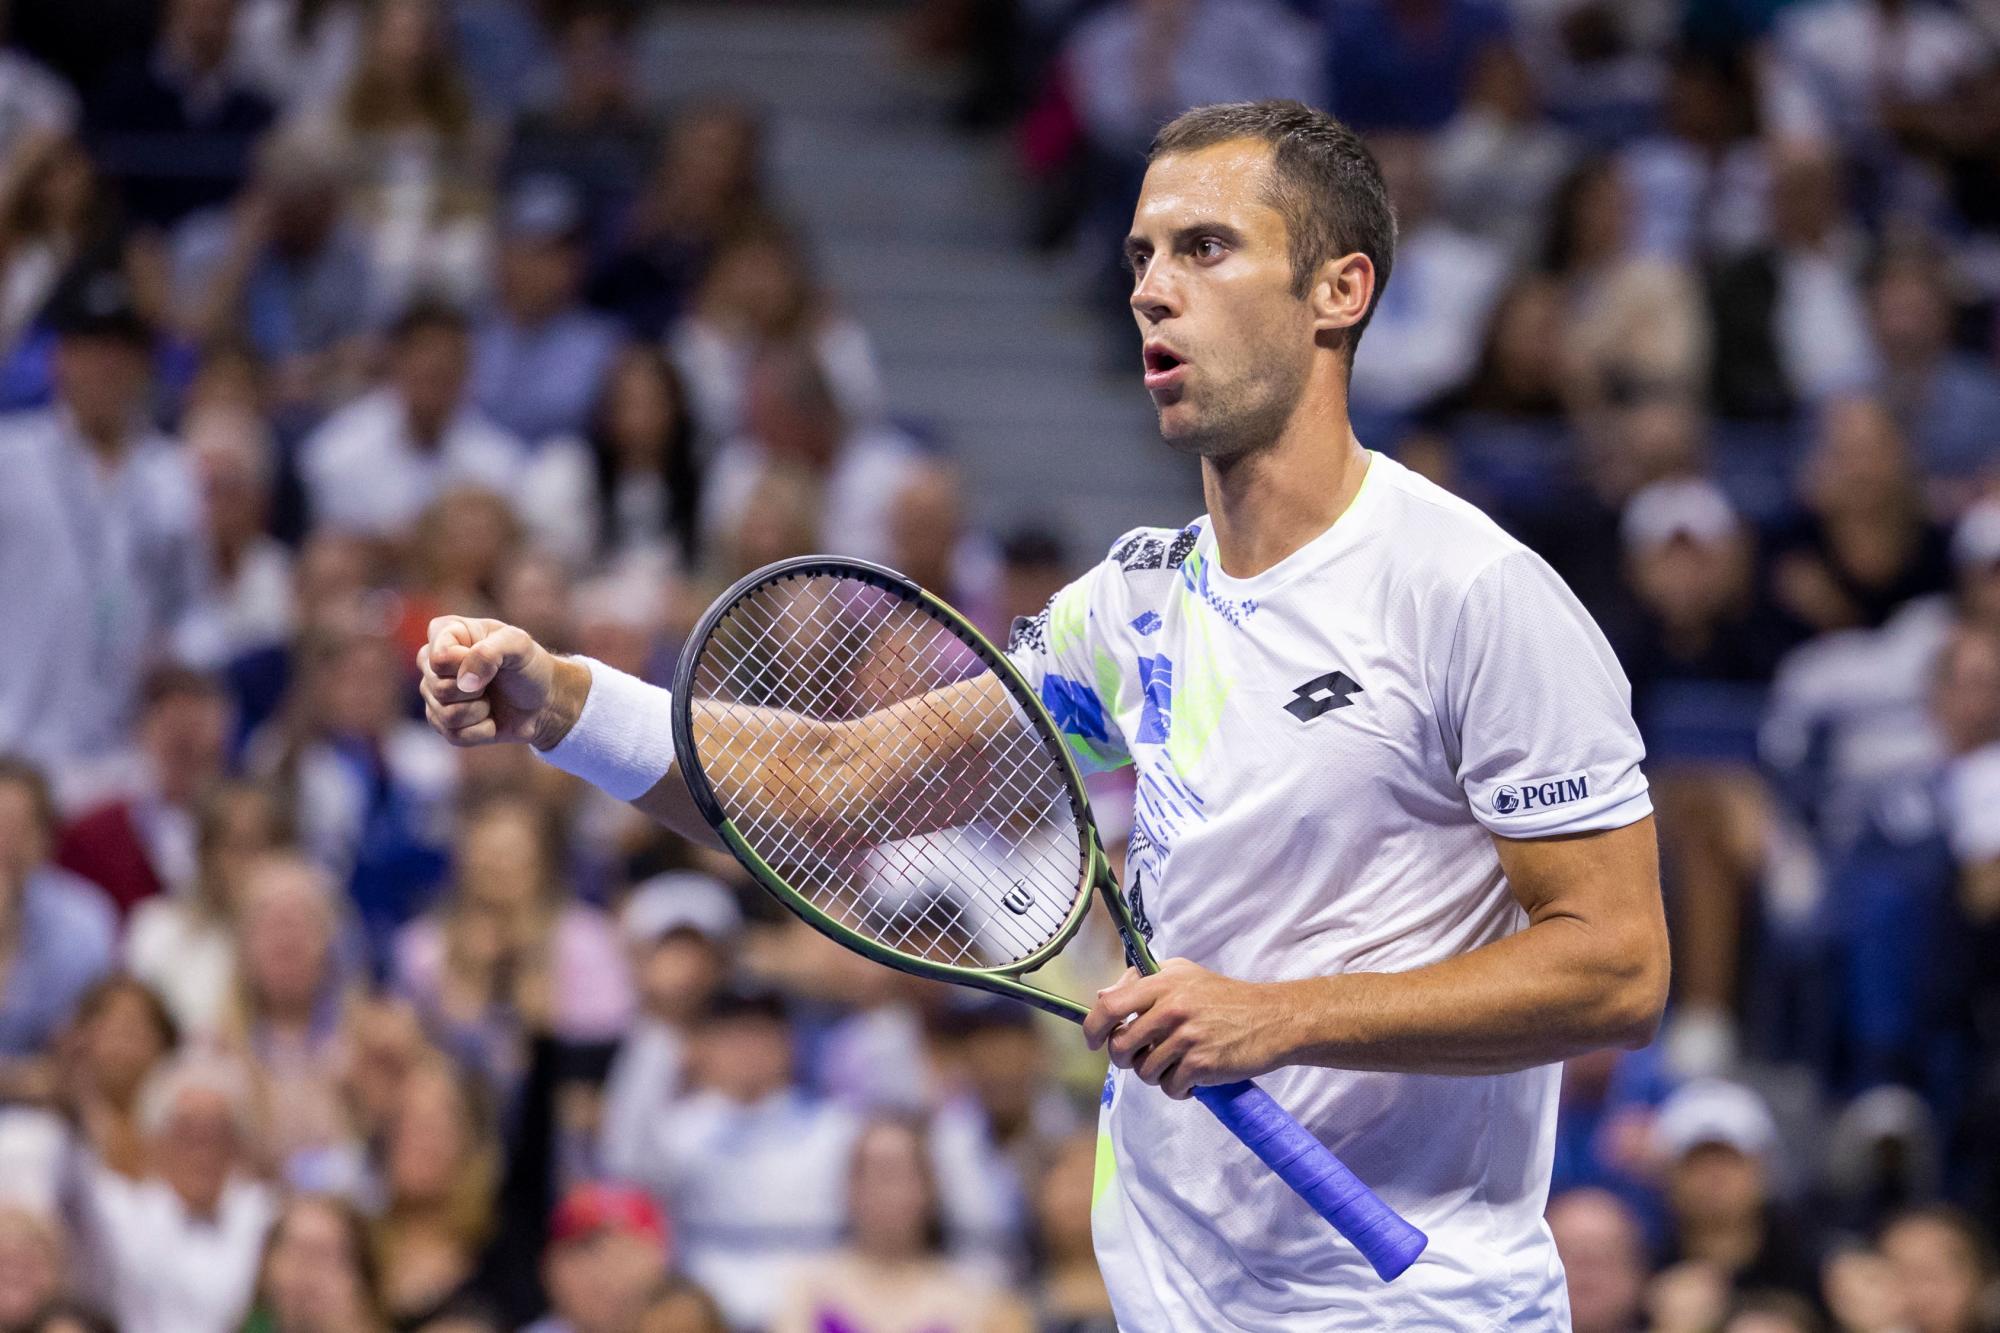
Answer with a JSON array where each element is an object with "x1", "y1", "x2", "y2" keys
[{"x1": 670, "y1": 556, "x2": 1427, "y2": 1281}]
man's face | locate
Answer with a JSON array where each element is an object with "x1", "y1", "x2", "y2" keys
[
  {"x1": 1126, "y1": 141, "x2": 1317, "y2": 461},
  {"x1": 156, "y1": 1086, "x2": 240, "y2": 1214},
  {"x1": 53, "y1": 336, "x2": 150, "y2": 438},
  {"x1": 142, "y1": 691, "x2": 229, "y2": 801},
  {"x1": 394, "y1": 326, "x2": 470, "y2": 435},
  {"x1": 545, "y1": 1230, "x2": 666, "y2": 1333}
]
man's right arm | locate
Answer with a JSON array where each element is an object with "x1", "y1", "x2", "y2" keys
[{"x1": 417, "y1": 617, "x2": 1014, "y2": 850}]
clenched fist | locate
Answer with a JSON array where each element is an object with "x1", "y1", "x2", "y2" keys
[{"x1": 417, "y1": 616, "x2": 589, "y2": 750}]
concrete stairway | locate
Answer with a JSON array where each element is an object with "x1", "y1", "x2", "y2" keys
[{"x1": 637, "y1": 5, "x2": 1202, "y2": 559}]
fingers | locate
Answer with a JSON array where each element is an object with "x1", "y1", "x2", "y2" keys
[
  {"x1": 1135, "y1": 1028, "x2": 1193, "y2": 1088},
  {"x1": 1106, "y1": 998, "x2": 1181, "y2": 1070},
  {"x1": 1082, "y1": 968, "x2": 1144, "y2": 1050},
  {"x1": 424, "y1": 691, "x2": 496, "y2": 747},
  {"x1": 454, "y1": 624, "x2": 536, "y2": 694}
]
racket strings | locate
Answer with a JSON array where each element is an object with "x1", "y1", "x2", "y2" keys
[{"x1": 687, "y1": 574, "x2": 1085, "y2": 971}]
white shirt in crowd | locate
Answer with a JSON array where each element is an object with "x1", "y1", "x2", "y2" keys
[
  {"x1": 671, "y1": 315, "x2": 885, "y2": 445},
  {"x1": 516, "y1": 436, "x2": 690, "y2": 573},
  {"x1": 614, "y1": 1087, "x2": 858, "y2": 1331},
  {"x1": 1762, "y1": 0, "x2": 1994, "y2": 150},
  {"x1": 0, "y1": 408, "x2": 217, "y2": 770},
  {"x1": 76, "y1": 1159, "x2": 276, "y2": 1333},
  {"x1": 125, "y1": 900, "x2": 239, "y2": 1039},
  {"x1": 1006, "y1": 452, "x2": 1651, "y2": 1328},
  {"x1": 298, "y1": 388, "x2": 527, "y2": 537},
  {"x1": 701, "y1": 423, "x2": 921, "y2": 568}
]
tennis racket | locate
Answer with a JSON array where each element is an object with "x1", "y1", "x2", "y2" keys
[{"x1": 669, "y1": 555, "x2": 1427, "y2": 1281}]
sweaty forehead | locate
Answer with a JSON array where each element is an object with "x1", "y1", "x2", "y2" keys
[{"x1": 1131, "y1": 140, "x2": 1284, "y2": 240}]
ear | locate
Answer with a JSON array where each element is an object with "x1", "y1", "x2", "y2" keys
[{"x1": 1308, "y1": 252, "x2": 1376, "y2": 339}]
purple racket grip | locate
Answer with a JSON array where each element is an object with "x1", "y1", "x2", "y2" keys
[{"x1": 1192, "y1": 1080, "x2": 1427, "y2": 1281}]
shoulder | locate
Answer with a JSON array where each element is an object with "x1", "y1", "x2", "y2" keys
[
  {"x1": 1006, "y1": 520, "x2": 1197, "y2": 658},
  {"x1": 302, "y1": 391, "x2": 393, "y2": 461},
  {"x1": 1366, "y1": 456, "x2": 1531, "y2": 595}
]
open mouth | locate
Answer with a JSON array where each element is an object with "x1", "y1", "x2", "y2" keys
[{"x1": 1143, "y1": 345, "x2": 1187, "y2": 390}]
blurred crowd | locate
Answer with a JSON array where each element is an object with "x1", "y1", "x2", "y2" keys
[{"x1": 0, "y1": 0, "x2": 1997, "y2": 1329}]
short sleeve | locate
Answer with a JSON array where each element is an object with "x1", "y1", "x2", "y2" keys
[
  {"x1": 1443, "y1": 549, "x2": 1651, "y2": 837},
  {"x1": 1005, "y1": 554, "x2": 1133, "y2": 776}
]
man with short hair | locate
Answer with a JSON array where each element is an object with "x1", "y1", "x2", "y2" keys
[
  {"x1": 0, "y1": 267, "x2": 214, "y2": 773},
  {"x1": 420, "y1": 100, "x2": 1669, "y2": 1326},
  {"x1": 299, "y1": 300, "x2": 528, "y2": 538},
  {"x1": 72, "y1": 1050, "x2": 277, "y2": 1333}
]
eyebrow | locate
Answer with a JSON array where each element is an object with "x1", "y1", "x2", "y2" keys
[{"x1": 1123, "y1": 221, "x2": 1247, "y2": 265}]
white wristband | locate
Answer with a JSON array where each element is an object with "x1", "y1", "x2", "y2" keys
[{"x1": 534, "y1": 657, "x2": 678, "y2": 801}]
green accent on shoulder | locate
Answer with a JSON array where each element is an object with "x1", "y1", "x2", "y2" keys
[
  {"x1": 1048, "y1": 578, "x2": 1091, "y2": 658},
  {"x1": 1165, "y1": 599, "x2": 1230, "y2": 769}
]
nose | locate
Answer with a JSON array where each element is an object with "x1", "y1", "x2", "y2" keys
[{"x1": 1129, "y1": 260, "x2": 1178, "y2": 324}]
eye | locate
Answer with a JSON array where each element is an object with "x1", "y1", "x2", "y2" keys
[
  {"x1": 1126, "y1": 249, "x2": 1151, "y2": 277},
  {"x1": 1192, "y1": 237, "x2": 1227, "y2": 262}
]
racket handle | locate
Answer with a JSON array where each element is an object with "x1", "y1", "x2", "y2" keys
[{"x1": 1192, "y1": 1080, "x2": 1428, "y2": 1281}]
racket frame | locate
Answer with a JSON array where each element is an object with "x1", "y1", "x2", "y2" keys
[{"x1": 671, "y1": 554, "x2": 1146, "y2": 1021}]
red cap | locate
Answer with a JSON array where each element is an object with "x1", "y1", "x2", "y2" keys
[{"x1": 548, "y1": 1183, "x2": 669, "y2": 1252}]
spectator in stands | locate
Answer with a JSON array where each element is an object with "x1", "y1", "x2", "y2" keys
[
  {"x1": 404, "y1": 486, "x2": 522, "y2": 626},
  {"x1": 520, "y1": 345, "x2": 703, "y2": 574},
  {"x1": 370, "y1": 1057, "x2": 499, "y2": 1324},
  {"x1": 507, "y1": 2, "x2": 656, "y2": 235},
  {"x1": 1654, "y1": 1079, "x2": 1823, "y2": 1302},
  {"x1": 242, "y1": 1192, "x2": 390, "y2": 1333},
  {"x1": 61, "y1": 975, "x2": 179, "y2": 1179},
  {"x1": 1028, "y1": 1131, "x2": 1115, "y2": 1332},
  {"x1": 0, "y1": 266, "x2": 214, "y2": 770},
  {"x1": 72, "y1": 1050, "x2": 278, "y2": 1333},
  {"x1": 247, "y1": 624, "x2": 456, "y2": 946},
  {"x1": 1324, "y1": 0, "x2": 1512, "y2": 133},
  {"x1": 621, "y1": 984, "x2": 856, "y2": 1329},
  {"x1": 1541, "y1": 158, "x2": 1706, "y2": 415},
  {"x1": 1704, "y1": 139, "x2": 1875, "y2": 421},
  {"x1": 0, "y1": 759, "x2": 115, "y2": 1088},
  {"x1": 588, "y1": 101, "x2": 771, "y2": 341},
  {"x1": 185, "y1": 404, "x2": 294, "y2": 676},
  {"x1": 995, "y1": 526, "x2": 1072, "y2": 643},
  {"x1": 703, "y1": 345, "x2": 916, "y2": 566},
  {"x1": 670, "y1": 223, "x2": 883, "y2": 443},
  {"x1": 1619, "y1": 46, "x2": 1766, "y2": 264},
  {"x1": 1616, "y1": 477, "x2": 1791, "y2": 712},
  {"x1": 224, "y1": 853, "x2": 361, "y2": 1187},
  {"x1": 170, "y1": 126, "x2": 378, "y2": 410},
  {"x1": 1877, "y1": 1206, "x2": 1998, "y2": 1333},
  {"x1": 54, "y1": 667, "x2": 229, "y2": 916},
  {"x1": 529, "y1": 1183, "x2": 671, "y2": 1333},
  {"x1": 1430, "y1": 45, "x2": 1573, "y2": 263},
  {"x1": 600, "y1": 873, "x2": 738, "y2": 1186},
  {"x1": 929, "y1": 999, "x2": 1080, "y2": 1277},
  {"x1": 1760, "y1": 0, "x2": 1995, "y2": 162},
  {"x1": 0, "y1": 1204, "x2": 68, "y2": 1332},
  {"x1": 1769, "y1": 397, "x2": 1952, "y2": 636},
  {"x1": 124, "y1": 780, "x2": 285, "y2": 1037},
  {"x1": 772, "y1": 1115, "x2": 1031, "y2": 1333},
  {"x1": 1865, "y1": 246, "x2": 2000, "y2": 489},
  {"x1": 0, "y1": 132, "x2": 122, "y2": 376},
  {"x1": 392, "y1": 787, "x2": 632, "y2": 1094},
  {"x1": 1549, "y1": 1187, "x2": 1649, "y2": 1333},
  {"x1": 1348, "y1": 131, "x2": 1508, "y2": 426},
  {"x1": 1720, "y1": 1290, "x2": 1822, "y2": 1332},
  {"x1": 327, "y1": 0, "x2": 496, "y2": 312},
  {"x1": 82, "y1": 0, "x2": 276, "y2": 229},
  {"x1": 469, "y1": 175, "x2": 619, "y2": 447},
  {"x1": 299, "y1": 300, "x2": 526, "y2": 539}
]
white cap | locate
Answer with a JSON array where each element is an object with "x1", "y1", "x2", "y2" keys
[
  {"x1": 1952, "y1": 498, "x2": 2000, "y2": 571},
  {"x1": 1653, "y1": 1077, "x2": 1779, "y2": 1160},
  {"x1": 621, "y1": 872, "x2": 743, "y2": 947},
  {"x1": 1621, "y1": 478, "x2": 1740, "y2": 552}
]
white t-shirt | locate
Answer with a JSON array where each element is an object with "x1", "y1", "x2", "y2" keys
[{"x1": 1005, "y1": 452, "x2": 1650, "y2": 1329}]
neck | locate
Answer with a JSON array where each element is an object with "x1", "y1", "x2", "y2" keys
[{"x1": 1199, "y1": 390, "x2": 1368, "y2": 580}]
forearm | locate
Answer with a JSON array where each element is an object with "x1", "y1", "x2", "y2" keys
[{"x1": 1272, "y1": 915, "x2": 1668, "y2": 1077}]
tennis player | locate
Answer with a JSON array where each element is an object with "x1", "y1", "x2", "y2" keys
[{"x1": 420, "y1": 99, "x2": 1667, "y2": 1328}]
